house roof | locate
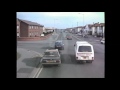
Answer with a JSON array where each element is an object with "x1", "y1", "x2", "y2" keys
[
  {"x1": 88, "y1": 24, "x2": 93, "y2": 28},
  {"x1": 93, "y1": 23, "x2": 100, "y2": 27},
  {"x1": 17, "y1": 18, "x2": 44, "y2": 27},
  {"x1": 100, "y1": 23, "x2": 105, "y2": 26}
]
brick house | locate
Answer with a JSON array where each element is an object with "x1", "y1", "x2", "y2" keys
[
  {"x1": 17, "y1": 18, "x2": 44, "y2": 37},
  {"x1": 17, "y1": 19, "x2": 20, "y2": 37}
]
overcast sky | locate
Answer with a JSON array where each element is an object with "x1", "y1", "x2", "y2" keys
[{"x1": 17, "y1": 12, "x2": 104, "y2": 29}]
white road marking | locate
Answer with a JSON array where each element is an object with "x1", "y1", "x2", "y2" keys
[
  {"x1": 35, "y1": 66, "x2": 43, "y2": 78},
  {"x1": 30, "y1": 51, "x2": 43, "y2": 57}
]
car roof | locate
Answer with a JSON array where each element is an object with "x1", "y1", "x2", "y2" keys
[
  {"x1": 55, "y1": 40, "x2": 62, "y2": 42},
  {"x1": 45, "y1": 49, "x2": 59, "y2": 52},
  {"x1": 76, "y1": 41, "x2": 92, "y2": 46}
]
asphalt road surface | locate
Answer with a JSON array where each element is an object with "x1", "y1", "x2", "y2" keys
[
  {"x1": 38, "y1": 32, "x2": 105, "y2": 78},
  {"x1": 17, "y1": 32, "x2": 104, "y2": 78}
]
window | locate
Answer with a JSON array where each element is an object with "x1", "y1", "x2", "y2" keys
[
  {"x1": 17, "y1": 32, "x2": 19, "y2": 37},
  {"x1": 78, "y1": 46, "x2": 92, "y2": 52},
  {"x1": 44, "y1": 51, "x2": 59, "y2": 57},
  {"x1": 29, "y1": 32, "x2": 31, "y2": 35},
  {"x1": 17, "y1": 25, "x2": 19, "y2": 29},
  {"x1": 29, "y1": 26, "x2": 31, "y2": 29}
]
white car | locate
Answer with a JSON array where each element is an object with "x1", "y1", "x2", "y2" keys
[
  {"x1": 74, "y1": 41, "x2": 94, "y2": 63},
  {"x1": 101, "y1": 38, "x2": 105, "y2": 44}
]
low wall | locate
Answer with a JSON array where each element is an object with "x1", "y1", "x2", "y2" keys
[{"x1": 17, "y1": 33, "x2": 52, "y2": 41}]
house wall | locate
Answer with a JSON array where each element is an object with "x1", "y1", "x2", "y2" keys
[{"x1": 20, "y1": 22, "x2": 28, "y2": 37}]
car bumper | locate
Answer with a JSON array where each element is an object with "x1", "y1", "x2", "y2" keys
[
  {"x1": 67, "y1": 38, "x2": 72, "y2": 40},
  {"x1": 76, "y1": 59, "x2": 94, "y2": 61},
  {"x1": 55, "y1": 47, "x2": 63, "y2": 50},
  {"x1": 42, "y1": 62, "x2": 61, "y2": 65}
]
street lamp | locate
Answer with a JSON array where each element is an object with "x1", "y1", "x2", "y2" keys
[
  {"x1": 78, "y1": 13, "x2": 85, "y2": 36},
  {"x1": 54, "y1": 19, "x2": 58, "y2": 32}
]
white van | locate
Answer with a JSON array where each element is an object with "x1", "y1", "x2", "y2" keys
[{"x1": 74, "y1": 41, "x2": 94, "y2": 63}]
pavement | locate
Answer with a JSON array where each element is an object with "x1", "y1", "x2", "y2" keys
[
  {"x1": 17, "y1": 31, "x2": 104, "y2": 78},
  {"x1": 17, "y1": 31, "x2": 59, "y2": 78},
  {"x1": 17, "y1": 48, "x2": 43, "y2": 78}
]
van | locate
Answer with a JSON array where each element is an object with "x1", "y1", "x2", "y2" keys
[{"x1": 74, "y1": 41, "x2": 94, "y2": 63}]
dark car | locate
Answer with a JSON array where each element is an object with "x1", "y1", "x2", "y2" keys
[
  {"x1": 55, "y1": 40, "x2": 64, "y2": 50},
  {"x1": 66, "y1": 34, "x2": 72, "y2": 40}
]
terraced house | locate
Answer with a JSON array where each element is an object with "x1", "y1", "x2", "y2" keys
[
  {"x1": 17, "y1": 19, "x2": 20, "y2": 37},
  {"x1": 16, "y1": 18, "x2": 44, "y2": 38}
]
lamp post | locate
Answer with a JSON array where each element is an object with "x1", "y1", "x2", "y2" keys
[
  {"x1": 78, "y1": 13, "x2": 84, "y2": 36},
  {"x1": 54, "y1": 19, "x2": 58, "y2": 33}
]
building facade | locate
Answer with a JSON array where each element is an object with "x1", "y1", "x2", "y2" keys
[{"x1": 17, "y1": 18, "x2": 44, "y2": 38}]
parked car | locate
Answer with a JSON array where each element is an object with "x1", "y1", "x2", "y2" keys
[
  {"x1": 66, "y1": 34, "x2": 72, "y2": 40},
  {"x1": 55, "y1": 40, "x2": 64, "y2": 50},
  {"x1": 101, "y1": 38, "x2": 105, "y2": 44},
  {"x1": 41, "y1": 49, "x2": 61, "y2": 66},
  {"x1": 77, "y1": 33, "x2": 82, "y2": 36}
]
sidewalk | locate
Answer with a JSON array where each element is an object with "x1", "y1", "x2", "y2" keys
[{"x1": 17, "y1": 48, "x2": 43, "y2": 78}]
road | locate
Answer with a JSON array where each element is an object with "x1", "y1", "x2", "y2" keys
[
  {"x1": 17, "y1": 31, "x2": 104, "y2": 78},
  {"x1": 38, "y1": 32, "x2": 104, "y2": 78}
]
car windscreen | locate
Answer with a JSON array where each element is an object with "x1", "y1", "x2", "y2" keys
[
  {"x1": 78, "y1": 46, "x2": 92, "y2": 52},
  {"x1": 44, "y1": 51, "x2": 59, "y2": 56}
]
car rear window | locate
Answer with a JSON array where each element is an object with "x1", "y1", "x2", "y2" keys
[
  {"x1": 78, "y1": 46, "x2": 92, "y2": 52},
  {"x1": 44, "y1": 51, "x2": 59, "y2": 56},
  {"x1": 55, "y1": 42, "x2": 62, "y2": 45}
]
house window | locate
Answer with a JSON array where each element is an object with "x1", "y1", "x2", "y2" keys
[
  {"x1": 29, "y1": 26, "x2": 31, "y2": 29},
  {"x1": 17, "y1": 25, "x2": 19, "y2": 29},
  {"x1": 17, "y1": 32, "x2": 19, "y2": 37},
  {"x1": 29, "y1": 32, "x2": 31, "y2": 35}
]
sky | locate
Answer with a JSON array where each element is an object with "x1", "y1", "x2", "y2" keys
[{"x1": 17, "y1": 12, "x2": 104, "y2": 29}]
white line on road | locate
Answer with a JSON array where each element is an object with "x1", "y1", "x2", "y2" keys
[
  {"x1": 30, "y1": 51, "x2": 43, "y2": 57},
  {"x1": 35, "y1": 66, "x2": 43, "y2": 78}
]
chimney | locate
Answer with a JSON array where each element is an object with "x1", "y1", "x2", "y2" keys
[{"x1": 98, "y1": 22, "x2": 99, "y2": 24}]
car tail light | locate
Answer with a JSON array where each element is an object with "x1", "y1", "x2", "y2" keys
[
  {"x1": 56, "y1": 60, "x2": 60, "y2": 62},
  {"x1": 76, "y1": 57, "x2": 78, "y2": 59},
  {"x1": 42, "y1": 60, "x2": 46, "y2": 63}
]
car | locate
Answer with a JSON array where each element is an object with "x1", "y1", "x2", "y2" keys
[
  {"x1": 41, "y1": 49, "x2": 61, "y2": 66},
  {"x1": 55, "y1": 40, "x2": 64, "y2": 50},
  {"x1": 66, "y1": 34, "x2": 72, "y2": 40},
  {"x1": 101, "y1": 38, "x2": 105, "y2": 44},
  {"x1": 77, "y1": 33, "x2": 82, "y2": 36},
  {"x1": 74, "y1": 41, "x2": 94, "y2": 63}
]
